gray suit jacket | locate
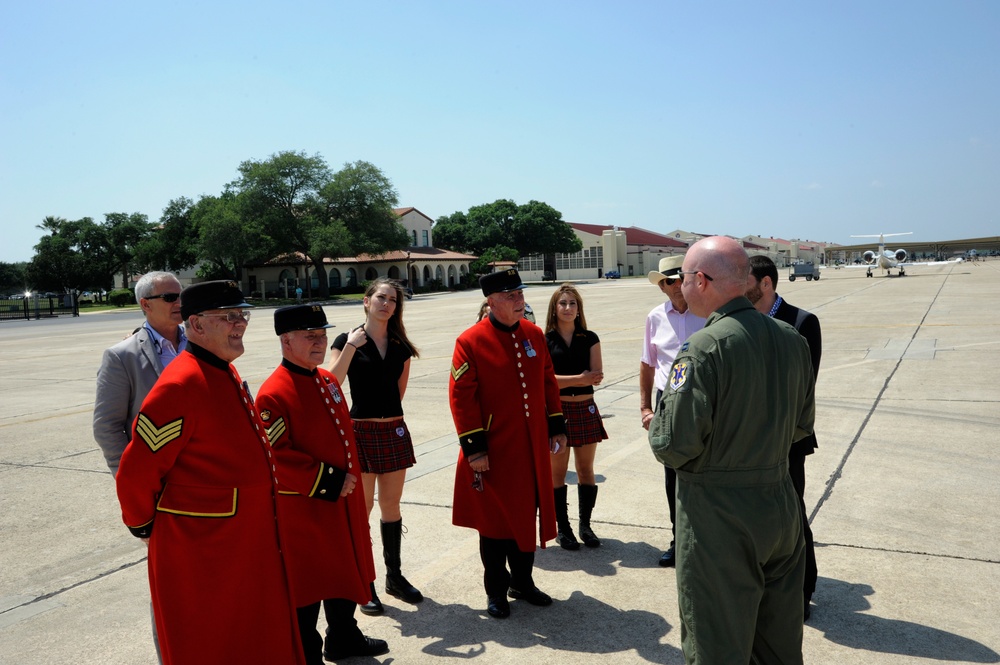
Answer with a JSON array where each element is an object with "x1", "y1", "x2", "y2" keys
[{"x1": 93, "y1": 326, "x2": 166, "y2": 476}]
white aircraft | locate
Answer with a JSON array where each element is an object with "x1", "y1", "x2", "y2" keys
[{"x1": 849, "y1": 232, "x2": 962, "y2": 277}]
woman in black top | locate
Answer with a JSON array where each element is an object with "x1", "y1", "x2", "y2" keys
[
  {"x1": 544, "y1": 283, "x2": 607, "y2": 550},
  {"x1": 328, "y1": 277, "x2": 423, "y2": 614}
]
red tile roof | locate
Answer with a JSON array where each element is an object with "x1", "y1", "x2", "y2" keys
[{"x1": 568, "y1": 223, "x2": 688, "y2": 248}]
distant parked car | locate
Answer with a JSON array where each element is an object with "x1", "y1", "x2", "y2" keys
[
  {"x1": 78, "y1": 291, "x2": 95, "y2": 303},
  {"x1": 541, "y1": 271, "x2": 556, "y2": 282},
  {"x1": 604, "y1": 270, "x2": 621, "y2": 279}
]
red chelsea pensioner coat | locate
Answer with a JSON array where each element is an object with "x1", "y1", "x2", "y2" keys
[
  {"x1": 255, "y1": 360, "x2": 376, "y2": 607},
  {"x1": 449, "y1": 317, "x2": 564, "y2": 552},
  {"x1": 116, "y1": 344, "x2": 304, "y2": 665}
]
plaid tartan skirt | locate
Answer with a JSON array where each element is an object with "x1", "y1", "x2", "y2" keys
[
  {"x1": 353, "y1": 418, "x2": 416, "y2": 474},
  {"x1": 562, "y1": 398, "x2": 608, "y2": 448}
]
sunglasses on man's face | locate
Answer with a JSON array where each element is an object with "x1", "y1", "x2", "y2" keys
[{"x1": 145, "y1": 292, "x2": 180, "y2": 302}]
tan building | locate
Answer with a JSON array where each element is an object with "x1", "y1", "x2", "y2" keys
[
  {"x1": 516, "y1": 223, "x2": 690, "y2": 281},
  {"x1": 741, "y1": 234, "x2": 830, "y2": 266},
  {"x1": 516, "y1": 224, "x2": 770, "y2": 281},
  {"x1": 243, "y1": 207, "x2": 475, "y2": 297}
]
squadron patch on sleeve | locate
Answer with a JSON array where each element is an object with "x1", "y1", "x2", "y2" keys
[
  {"x1": 135, "y1": 414, "x2": 183, "y2": 452},
  {"x1": 265, "y1": 417, "x2": 287, "y2": 445},
  {"x1": 669, "y1": 362, "x2": 690, "y2": 392},
  {"x1": 451, "y1": 361, "x2": 469, "y2": 381}
]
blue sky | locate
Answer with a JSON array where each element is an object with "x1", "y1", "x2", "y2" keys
[{"x1": 2, "y1": 1, "x2": 997, "y2": 263}]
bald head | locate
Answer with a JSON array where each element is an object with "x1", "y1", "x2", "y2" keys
[{"x1": 681, "y1": 236, "x2": 751, "y2": 317}]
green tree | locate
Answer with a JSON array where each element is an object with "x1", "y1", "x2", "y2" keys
[
  {"x1": 191, "y1": 192, "x2": 265, "y2": 281},
  {"x1": 233, "y1": 151, "x2": 334, "y2": 296},
  {"x1": 104, "y1": 212, "x2": 153, "y2": 288},
  {"x1": 320, "y1": 160, "x2": 407, "y2": 257},
  {"x1": 36, "y1": 215, "x2": 66, "y2": 236},
  {"x1": 430, "y1": 210, "x2": 469, "y2": 253},
  {"x1": 25, "y1": 217, "x2": 115, "y2": 293},
  {"x1": 510, "y1": 200, "x2": 582, "y2": 256},
  {"x1": 0, "y1": 261, "x2": 28, "y2": 295},
  {"x1": 136, "y1": 197, "x2": 201, "y2": 273},
  {"x1": 469, "y1": 245, "x2": 519, "y2": 275},
  {"x1": 433, "y1": 199, "x2": 581, "y2": 259},
  {"x1": 233, "y1": 152, "x2": 406, "y2": 297}
]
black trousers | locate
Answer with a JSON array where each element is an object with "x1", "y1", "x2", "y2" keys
[
  {"x1": 479, "y1": 536, "x2": 536, "y2": 598},
  {"x1": 664, "y1": 466, "x2": 677, "y2": 540},
  {"x1": 788, "y1": 450, "x2": 818, "y2": 597},
  {"x1": 296, "y1": 598, "x2": 362, "y2": 665},
  {"x1": 656, "y1": 389, "x2": 677, "y2": 541}
]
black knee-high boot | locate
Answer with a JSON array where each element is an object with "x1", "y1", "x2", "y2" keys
[
  {"x1": 578, "y1": 483, "x2": 601, "y2": 548},
  {"x1": 382, "y1": 520, "x2": 423, "y2": 603},
  {"x1": 554, "y1": 485, "x2": 580, "y2": 550}
]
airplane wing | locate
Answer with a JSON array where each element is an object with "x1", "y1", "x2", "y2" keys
[{"x1": 899, "y1": 258, "x2": 964, "y2": 267}]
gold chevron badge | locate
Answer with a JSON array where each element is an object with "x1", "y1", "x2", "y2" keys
[
  {"x1": 451, "y1": 361, "x2": 469, "y2": 381},
  {"x1": 135, "y1": 414, "x2": 183, "y2": 452},
  {"x1": 265, "y1": 417, "x2": 287, "y2": 444}
]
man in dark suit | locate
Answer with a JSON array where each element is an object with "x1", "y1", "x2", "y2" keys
[
  {"x1": 93, "y1": 270, "x2": 186, "y2": 662},
  {"x1": 747, "y1": 255, "x2": 821, "y2": 619}
]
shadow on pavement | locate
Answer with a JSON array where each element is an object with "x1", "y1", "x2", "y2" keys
[
  {"x1": 534, "y1": 538, "x2": 672, "y2": 577},
  {"x1": 383, "y1": 594, "x2": 683, "y2": 663},
  {"x1": 811, "y1": 578, "x2": 1000, "y2": 663}
]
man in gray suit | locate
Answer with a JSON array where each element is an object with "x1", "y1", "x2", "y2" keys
[
  {"x1": 94, "y1": 271, "x2": 186, "y2": 476},
  {"x1": 93, "y1": 270, "x2": 186, "y2": 663}
]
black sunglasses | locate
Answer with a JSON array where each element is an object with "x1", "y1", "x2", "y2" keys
[
  {"x1": 145, "y1": 292, "x2": 180, "y2": 302},
  {"x1": 678, "y1": 270, "x2": 714, "y2": 284}
]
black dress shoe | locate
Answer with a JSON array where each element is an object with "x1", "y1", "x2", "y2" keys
[
  {"x1": 359, "y1": 582, "x2": 384, "y2": 616},
  {"x1": 507, "y1": 586, "x2": 553, "y2": 606},
  {"x1": 323, "y1": 635, "x2": 389, "y2": 660},
  {"x1": 659, "y1": 543, "x2": 676, "y2": 567},
  {"x1": 486, "y1": 596, "x2": 510, "y2": 618}
]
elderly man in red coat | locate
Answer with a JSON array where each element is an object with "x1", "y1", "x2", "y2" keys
[
  {"x1": 116, "y1": 281, "x2": 304, "y2": 665},
  {"x1": 449, "y1": 268, "x2": 567, "y2": 619},
  {"x1": 256, "y1": 305, "x2": 387, "y2": 664}
]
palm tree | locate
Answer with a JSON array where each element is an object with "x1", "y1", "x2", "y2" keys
[{"x1": 36, "y1": 216, "x2": 66, "y2": 235}]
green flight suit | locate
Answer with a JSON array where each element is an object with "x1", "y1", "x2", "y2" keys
[{"x1": 649, "y1": 296, "x2": 815, "y2": 665}]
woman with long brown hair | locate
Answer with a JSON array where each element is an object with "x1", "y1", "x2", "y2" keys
[
  {"x1": 328, "y1": 277, "x2": 423, "y2": 615},
  {"x1": 544, "y1": 283, "x2": 607, "y2": 549}
]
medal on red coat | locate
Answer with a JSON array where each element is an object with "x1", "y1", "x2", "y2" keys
[{"x1": 523, "y1": 339, "x2": 537, "y2": 357}]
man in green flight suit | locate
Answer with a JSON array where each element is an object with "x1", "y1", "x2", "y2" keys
[{"x1": 649, "y1": 236, "x2": 816, "y2": 665}]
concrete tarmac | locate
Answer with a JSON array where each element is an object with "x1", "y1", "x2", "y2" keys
[{"x1": 1, "y1": 261, "x2": 998, "y2": 664}]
